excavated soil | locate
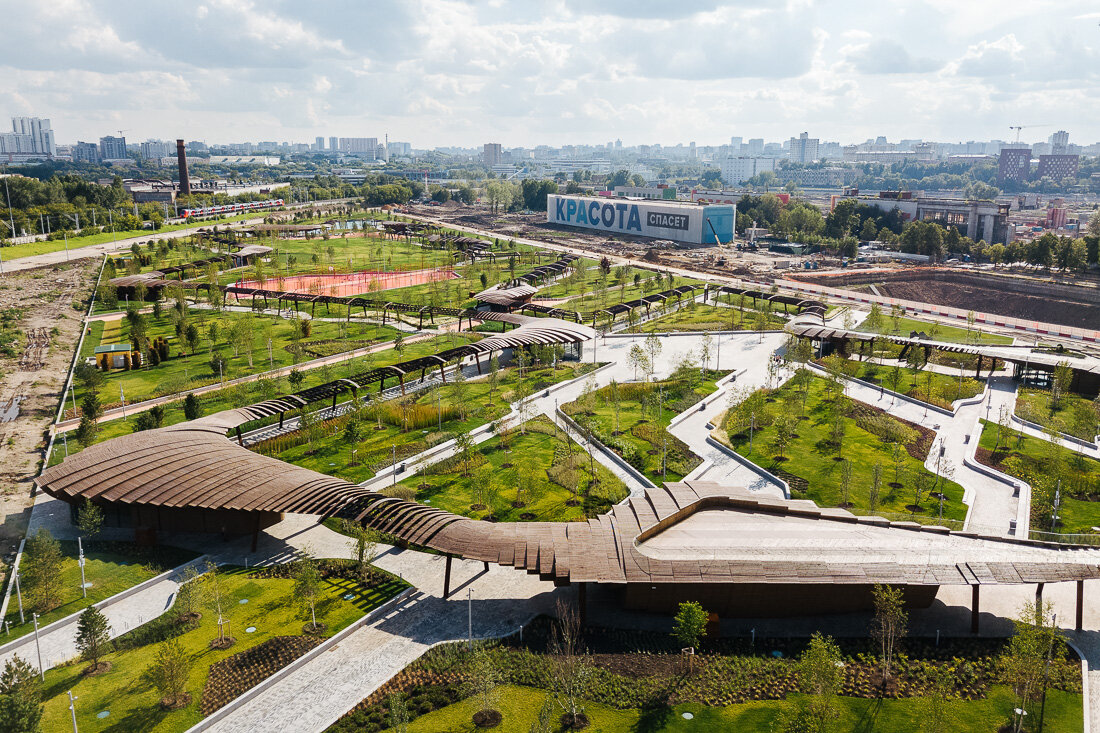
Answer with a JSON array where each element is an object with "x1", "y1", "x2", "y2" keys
[{"x1": 0, "y1": 260, "x2": 97, "y2": 562}]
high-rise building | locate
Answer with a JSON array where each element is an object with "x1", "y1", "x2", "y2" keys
[
  {"x1": 72, "y1": 141, "x2": 99, "y2": 163},
  {"x1": 140, "y1": 140, "x2": 170, "y2": 159},
  {"x1": 998, "y1": 146, "x2": 1032, "y2": 184},
  {"x1": 328, "y1": 136, "x2": 338, "y2": 153},
  {"x1": 1036, "y1": 154, "x2": 1079, "y2": 182},
  {"x1": 314, "y1": 136, "x2": 325, "y2": 151},
  {"x1": 483, "y1": 142, "x2": 503, "y2": 167},
  {"x1": 387, "y1": 141, "x2": 411, "y2": 156},
  {"x1": 721, "y1": 156, "x2": 776, "y2": 185},
  {"x1": 745, "y1": 138, "x2": 764, "y2": 156},
  {"x1": 10, "y1": 117, "x2": 55, "y2": 156},
  {"x1": 730, "y1": 136, "x2": 743, "y2": 149},
  {"x1": 788, "y1": 132, "x2": 819, "y2": 163},
  {"x1": 99, "y1": 135, "x2": 128, "y2": 160},
  {"x1": 1049, "y1": 130, "x2": 1069, "y2": 156},
  {"x1": 339, "y1": 137, "x2": 379, "y2": 156}
]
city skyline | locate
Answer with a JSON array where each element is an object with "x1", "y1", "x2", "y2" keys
[{"x1": 1, "y1": 0, "x2": 1098, "y2": 147}]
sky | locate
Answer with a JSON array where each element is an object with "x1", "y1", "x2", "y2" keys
[{"x1": 1, "y1": 0, "x2": 1099, "y2": 148}]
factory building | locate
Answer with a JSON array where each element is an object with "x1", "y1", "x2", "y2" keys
[
  {"x1": 845, "y1": 191, "x2": 1012, "y2": 245},
  {"x1": 547, "y1": 194, "x2": 734, "y2": 245}
]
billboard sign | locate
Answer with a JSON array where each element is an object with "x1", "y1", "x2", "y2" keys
[{"x1": 546, "y1": 195, "x2": 732, "y2": 243}]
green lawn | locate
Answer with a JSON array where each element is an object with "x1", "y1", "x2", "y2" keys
[
  {"x1": 1016, "y1": 388, "x2": 1099, "y2": 442},
  {"x1": 1, "y1": 213, "x2": 260, "y2": 261},
  {"x1": 3, "y1": 542, "x2": 199, "y2": 642},
  {"x1": 558, "y1": 275, "x2": 703, "y2": 314},
  {"x1": 398, "y1": 415, "x2": 627, "y2": 522},
  {"x1": 53, "y1": 334, "x2": 479, "y2": 466},
  {"x1": 855, "y1": 314, "x2": 1012, "y2": 345},
  {"x1": 262, "y1": 361, "x2": 598, "y2": 489},
  {"x1": 976, "y1": 420, "x2": 1100, "y2": 535},
  {"x1": 629, "y1": 302, "x2": 787, "y2": 333},
  {"x1": 830, "y1": 358, "x2": 985, "y2": 410},
  {"x1": 388, "y1": 683, "x2": 1081, "y2": 733},
  {"x1": 74, "y1": 307, "x2": 400, "y2": 408},
  {"x1": 40, "y1": 563, "x2": 407, "y2": 733},
  {"x1": 720, "y1": 374, "x2": 967, "y2": 522},
  {"x1": 563, "y1": 370, "x2": 725, "y2": 485}
]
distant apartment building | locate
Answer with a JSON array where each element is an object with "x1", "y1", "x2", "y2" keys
[
  {"x1": 99, "y1": 135, "x2": 128, "y2": 161},
  {"x1": 140, "y1": 140, "x2": 170, "y2": 159},
  {"x1": 387, "y1": 141, "x2": 412, "y2": 156},
  {"x1": 483, "y1": 143, "x2": 503, "y2": 166},
  {"x1": 745, "y1": 138, "x2": 764, "y2": 156},
  {"x1": 1036, "y1": 154, "x2": 1079, "y2": 182},
  {"x1": 1049, "y1": 130, "x2": 1069, "y2": 156},
  {"x1": 788, "y1": 132, "x2": 819, "y2": 163},
  {"x1": 720, "y1": 156, "x2": 776, "y2": 186},
  {"x1": 72, "y1": 141, "x2": 99, "y2": 163},
  {"x1": 328, "y1": 136, "x2": 338, "y2": 153},
  {"x1": 1, "y1": 116, "x2": 55, "y2": 158},
  {"x1": 779, "y1": 167, "x2": 856, "y2": 187},
  {"x1": 998, "y1": 147, "x2": 1032, "y2": 185},
  {"x1": 339, "y1": 137, "x2": 386, "y2": 159}
]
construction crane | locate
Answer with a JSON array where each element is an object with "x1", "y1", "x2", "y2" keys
[{"x1": 1009, "y1": 124, "x2": 1050, "y2": 143}]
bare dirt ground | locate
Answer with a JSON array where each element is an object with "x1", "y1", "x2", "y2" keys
[
  {"x1": 0, "y1": 260, "x2": 97, "y2": 563},
  {"x1": 874, "y1": 279, "x2": 1100, "y2": 329}
]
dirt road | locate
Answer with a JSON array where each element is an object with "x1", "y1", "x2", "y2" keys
[{"x1": 0, "y1": 260, "x2": 98, "y2": 560}]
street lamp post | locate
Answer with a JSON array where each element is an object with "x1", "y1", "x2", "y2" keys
[
  {"x1": 467, "y1": 588, "x2": 473, "y2": 651},
  {"x1": 78, "y1": 536, "x2": 87, "y2": 598},
  {"x1": 32, "y1": 613, "x2": 44, "y2": 681},
  {"x1": 67, "y1": 690, "x2": 79, "y2": 733},
  {"x1": 14, "y1": 572, "x2": 24, "y2": 623}
]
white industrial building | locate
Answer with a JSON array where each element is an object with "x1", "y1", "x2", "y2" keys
[{"x1": 547, "y1": 194, "x2": 734, "y2": 245}]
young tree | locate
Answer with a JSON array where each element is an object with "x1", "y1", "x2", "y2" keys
[
  {"x1": 870, "y1": 584, "x2": 908, "y2": 683},
  {"x1": 149, "y1": 637, "x2": 191, "y2": 709},
  {"x1": 183, "y1": 392, "x2": 202, "y2": 420},
  {"x1": 643, "y1": 333, "x2": 662, "y2": 377},
  {"x1": 1005, "y1": 600, "x2": 1065, "y2": 733},
  {"x1": 465, "y1": 645, "x2": 502, "y2": 726},
  {"x1": 23, "y1": 529, "x2": 63, "y2": 612},
  {"x1": 388, "y1": 692, "x2": 410, "y2": 733},
  {"x1": 344, "y1": 521, "x2": 379, "y2": 581},
  {"x1": 865, "y1": 302, "x2": 884, "y2": 332},
  {"x1": 0, "y1": 655, "x2": 43, "y2": 733},
  {"x1": 184, "y1": 323, "x2": 201, "y2": 355},
  {"x1": 839, "y1": 458, "x2": 853, "y2": 508},
  {"x1": 549, "y1": 598, "x2": 590, "y2": 729},
  {"x1": 699, "y1": 333, "x2": 713, "y2": 375},
  {"x1": 204, "y1": 561, "x2": 231, "y2": 645},
  {"x1": 176, "y1": 565, "x2": 204, "y2": 620},
  {"x1": 672, "y1": 600, "x2": 708, "y2": 652},
  {"x1": 627, "y1": 344, "x2": 649, "y2": 382},
  {"x1": 869, "y1": 463, "x2": 883, "y2": 514},
  {"x1": 454, "y1": 431, "x2": 475, "y2": 476},
  {"x1": 76, "y1": 499, "x2": 104, "y2": 544},
  {"x1": 293, "y1": 553, "x2": 323, "y2": 632},
  {"x1": 799, "y1": 633, "x2": 844, "y2": 731},
  {"x1": 75, "y1": 606, "x2": 112, "y2": 673}
]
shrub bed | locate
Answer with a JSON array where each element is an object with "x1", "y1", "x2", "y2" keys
[{"x1": 201, "y1": 635, "x2": 323, "y2": 715}]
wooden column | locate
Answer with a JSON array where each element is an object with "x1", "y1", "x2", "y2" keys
[
  {"x1": 971, "y1": 585, "x2": 980, "y2": 634},
  {"x1": 1036, "y1": 582, "x2": 1045, "y2": 613},
  {"x1": 1077, "y1": 580, "x2": 1085, "y2": 631},
  {"x1": 443, "y1": 555, "x2": 453, "y2": 599},
  {"x1": 975, "y1": 355, "x2": 983, "y2": 378},
  {"x1": 399, "y1": 375, "x2": 405, "y2": 396},
  {"x1": 235, "y1": 426, "x2": 244, "y2": 446}
]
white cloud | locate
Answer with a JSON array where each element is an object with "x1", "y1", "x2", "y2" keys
[{"x1": 0, "y1": 0, "x2": 1096, "y2": 145}]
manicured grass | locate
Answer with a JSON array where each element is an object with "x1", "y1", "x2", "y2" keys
[
  {"x1": 3, "y1": 542, "x2": 199, "y2": 641},
  {"x1": 720, "y1": 375, "x2": 967, "y2": 521},
  {"x1": 629, "y1": 302, "x2": 787, "y2": 333},
  {"x1": 399, "y1": 415, "x2": 627, "y2": 522},
  {"x1": 40, "y1": 564, "x2": 407, "y2": 733},
  {"x1": 1016, "y1": 388, "x2": 1100, "y2": 442},
  {"x1": 263, "y1": 362, "x2": 597, "y2": 488},
  {"x1": 833, "y1": 358, "x2": 985, "y2": 410},
  {"x1": 558, "y1": 275, "x2": 703, "y2": 314},
  {"x1": 856, "y1": 314, "x2": 1012, "y2": 345},
  {"x1": 564, "y1": 371, "x2": 725, "y2": 484},
  {"x1": 52, "y1": 334, "x2": 478, "y2": 466},
  {"x1": 75, "y1": 307, "x2": 399, "y2": 407},
  {"x1": 391, "y1": 683, "x2": 1081, "y2": 733},
  {"x1": 78, "y1": 320, "x2": 105, "y2": 361},
  {"x1": 976, "y1": 420, "x2": 1100, "y2": 535},
  {"x1": 1, "y1": 213, "x2": 259, "y2": 261}
]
